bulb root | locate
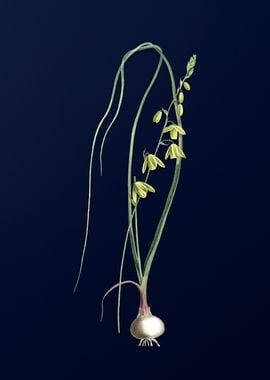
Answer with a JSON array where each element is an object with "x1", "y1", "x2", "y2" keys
[{"x1": 138, "y1": 338, "x2": 160, "y2": 347}]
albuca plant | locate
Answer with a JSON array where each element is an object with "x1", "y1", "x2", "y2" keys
[{"x1": 73, "y1": 42, "x2": 197, "y2": 347}]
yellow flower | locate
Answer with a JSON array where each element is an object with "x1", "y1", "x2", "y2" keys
[
  {"x1": 163, "y1": 124, "x2": 186, "y2": 140},
  {"x1": 142, "y1": 154, "x2": 165, "y2": 174},
  {"x1": 152, "y1": 110, "x2": 163, "y2": 123},
  {"x1": 165, "y1": 143, "x2": 186, "y2": 160},
  {"x1": 132, "y1": 181, "x2": 156, "y2": 204}
]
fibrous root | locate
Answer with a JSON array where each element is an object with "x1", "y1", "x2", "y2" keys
[{"x1": 138, "y1": 338, "x2": 160, "y2": 347}]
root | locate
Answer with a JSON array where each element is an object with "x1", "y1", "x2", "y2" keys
[{"x1": 138, "y1": 338, "x2": 160, "y2": 347}]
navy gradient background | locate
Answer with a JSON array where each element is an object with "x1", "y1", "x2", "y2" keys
[{"x1": 1, "y1": 1, "x2": 269, "y2": 379}]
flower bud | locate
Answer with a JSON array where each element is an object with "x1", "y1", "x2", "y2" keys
[
  {"x1": 177, "y1": 103, "x2": 184, "y2": 117},
  {"x1": 183, "y1": 82, "x2": 191, "y2": 91},
  {"x1": 178, "y1": 91, "x2": 184, "y2": 103},
  {"x1": 152, "y1": 110, "x2": 162, "y2": 123}
]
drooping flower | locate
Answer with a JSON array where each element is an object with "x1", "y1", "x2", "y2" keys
[
  {"x1": 132, "y1": 181, "x2": 156, "y2": 204},
  {"x1": 142, "y1": 154, "x2": 165, "y2": 174},
  {"x1": 165, "y1": 143, "x2": 186, "y2": 160},
  {"x1": 163, "y1": 124, "x2": 186, "y2": 140}
]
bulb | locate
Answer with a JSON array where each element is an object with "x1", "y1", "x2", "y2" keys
[{"x1": 130, "y1": 307, "x2": 165, "y2": 346}]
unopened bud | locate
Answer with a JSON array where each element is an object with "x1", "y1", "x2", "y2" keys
[
  {"x1": 178, "y1": 91, "x2": 184, "y2": 103},
  {"x1": 183, "y1": 82, "x2": 191, "y2": 91},
  {"x1": 177, "y1": 103, "x2": 184, "y2": 117},
  {"x1": 153, "y1": 110, "x2": 162, "y2": 123}
]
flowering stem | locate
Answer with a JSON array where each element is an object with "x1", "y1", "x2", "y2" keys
[
  {"x1": 133, "y1": 177, "x2": 142, "y2": 277},
  {"x1": 141, "y1": 55, "x2": 184, "y2": 294},
  {"x1": 119, "y1": 44, "x2": 185, "y2": 299}
]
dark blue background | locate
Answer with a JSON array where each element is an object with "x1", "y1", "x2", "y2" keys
[{"x1": 1, "y1": 0, "x2": 269, "y2": 379}]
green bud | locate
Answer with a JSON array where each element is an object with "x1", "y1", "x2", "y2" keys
[
  {"x1": 186, "y1": 54, "x2": 197, "y2": 79},
  {"x1": 186, "y1": 54, "x2": 197, "y2": 72},
  {"x1": 177, "y1": 103, "x2": 184, "y2": 117},
  {"x1": 183, "y1": 82, "x2": 191, "y2": 91},
  {"x1": 178, "y1": 91, "x2": 184, "y2": 103}
]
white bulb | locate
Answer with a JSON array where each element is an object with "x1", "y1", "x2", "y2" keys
[{"x1": 130, "y1": 314, "x2": 165, "y2": 339}]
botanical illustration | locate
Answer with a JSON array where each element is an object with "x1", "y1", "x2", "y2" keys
[{"x1": 74, "y1": 42, "x2": 197, "y2": 347}]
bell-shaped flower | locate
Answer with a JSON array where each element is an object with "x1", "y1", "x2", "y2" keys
[
  {"x1": 163, "y1": 124, "x2": 186, "y2": 140},
  {"x1": 132, "y1": 181, "x2": 156, "y2": 204},
  {"x1": 165, "y1": 143, "x2": 186, "y2": 160},
  {"x1": 142, "y1": 154, "x2": 165, "y2": 174}
]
